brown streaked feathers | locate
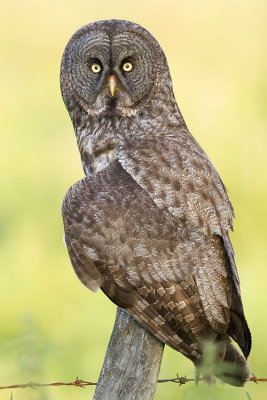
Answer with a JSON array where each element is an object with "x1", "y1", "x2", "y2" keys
[{"x1": 60, "y1": 20, "x2": 251, "y2": 386}]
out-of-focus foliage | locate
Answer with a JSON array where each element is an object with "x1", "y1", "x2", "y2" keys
[{"x1": 0, "y1": 0, "x2": 266, "y2": 399}]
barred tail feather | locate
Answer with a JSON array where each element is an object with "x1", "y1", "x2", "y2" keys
[{"x1": 215, "y1": 342, "x2": 251, "y2": 387}]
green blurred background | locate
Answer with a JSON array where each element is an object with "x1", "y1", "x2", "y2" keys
[{"x1": 1, "y1": 0, "x2": 266, "y2": 399}]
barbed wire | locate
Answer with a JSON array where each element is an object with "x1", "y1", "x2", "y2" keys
[
  {"x1": 0, "y1": 374, "x2": 266, "y2": 391},
  {"x1": 158, "y1": 374, "x2": 267, "y2": 385},
  {"x1": 0, "y1": 378, "x2": 96, "y2": 390}
]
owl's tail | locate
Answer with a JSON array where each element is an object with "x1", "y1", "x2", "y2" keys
[
  {"x1": 195, "y1": 340, "x2": 251, "y2": 387},
  {"x1": 214, "y1": 342, "x2": 251, "y2": 387}
]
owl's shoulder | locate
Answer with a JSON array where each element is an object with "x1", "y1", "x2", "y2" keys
[
  {"x1": 61, "y1": 177, "x2": 88, "y2": 217},
  {"x1": 61, "y1": 160, "x2": 154, "y2": 223},
  {"x1": 118, "y1": 131, "x2": 234, "y2": 236}
]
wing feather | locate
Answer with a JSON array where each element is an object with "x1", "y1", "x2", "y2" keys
[
  {"x1": 61, "y1": 160, "x2": 246, "y2": 360},
  {"x1": 117, "y1": 135, "x2": 250, "y2": 356}
]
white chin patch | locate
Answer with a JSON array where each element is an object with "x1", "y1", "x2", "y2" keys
[{"x1": 94, "y1": 149, "x2": 117, "y2": 173}]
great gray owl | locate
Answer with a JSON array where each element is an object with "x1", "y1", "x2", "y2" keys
[{"x1": 60, "y1": 20, "x2": 251, "y2": 386}]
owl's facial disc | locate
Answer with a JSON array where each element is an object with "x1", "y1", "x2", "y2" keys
[{"x1": 62, "y1": 29, "x2": 158, "y2": 116}]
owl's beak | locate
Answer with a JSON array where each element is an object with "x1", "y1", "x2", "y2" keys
[{"x1": 108, "y1": 74, "x2": 117, "y2": 97}]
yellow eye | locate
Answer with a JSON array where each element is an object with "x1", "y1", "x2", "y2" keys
[
  {"x1": 122, "y1": 62, "x2": 133, "y2": 72},
  {"x1": 91, "y1": 63, "x2": 101, "y2": 73}
]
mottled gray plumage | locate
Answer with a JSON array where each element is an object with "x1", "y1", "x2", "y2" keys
[{"x1": 60, "y1": 20, "x2": 251, "y2": 385}]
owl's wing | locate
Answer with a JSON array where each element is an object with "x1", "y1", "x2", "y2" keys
[
  {"x1": 62, "y1": 181, "x2": 102, "y2": 293},
  {"x1": 222, "y1": 233, "x2": 251, "y2": 357},
  {"x1": 118, "y1": 134, "x2": 234, "y2": 236},
  {"x1": 117, "y1": 135, "x2": 251, "y2": 357},
  {"x1": 62, "y1": 160, "x2": 249, "y2": 359}
]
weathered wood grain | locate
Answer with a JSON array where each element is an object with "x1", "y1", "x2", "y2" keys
[{"x1": 93, "y1": 307, "x2": 164, "y2": 400}]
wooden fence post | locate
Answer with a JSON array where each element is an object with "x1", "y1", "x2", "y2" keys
[{"x1": 93, "y1": 307, "x2": 164, "y2": 400}]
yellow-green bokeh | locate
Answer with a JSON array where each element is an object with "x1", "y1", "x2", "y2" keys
[{"x1": 1, "y1": 1, "x2": 266, "y2": 399}]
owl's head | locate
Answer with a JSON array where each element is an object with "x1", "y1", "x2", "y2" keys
[{"x1": 60, "y1": 20, "x2": 169, "y2": 118}]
